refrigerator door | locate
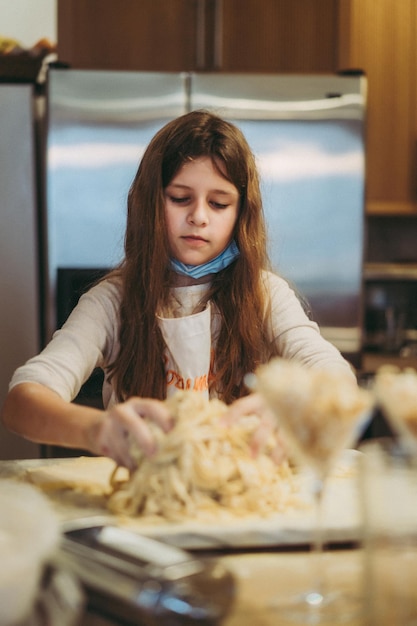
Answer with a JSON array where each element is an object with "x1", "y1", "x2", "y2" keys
[
  {"x1": 45, "y1": 69, "x2": 187, "y2": 338},
  {"x1": 190, "y1": 73, "x2": 367, "y2": 362},
  {"x1": 0, "y1": 84, "x2": 40, "y2": 459}
]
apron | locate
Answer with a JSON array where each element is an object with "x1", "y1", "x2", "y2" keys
[{"x1": 157, "y1": 304, "x2": 214, "y2": 399}]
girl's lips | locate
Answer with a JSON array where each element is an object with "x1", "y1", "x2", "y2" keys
[{"x1": 182, "y1": 235, "x2": 208, "y2": 245}]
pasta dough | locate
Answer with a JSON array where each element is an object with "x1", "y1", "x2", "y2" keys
[
  {"x1": 27, "y1": 456, "x2": 128, "y2": 495},
  {"x1": 108, "y1": 391, "x2": 297, "y2": 521}
]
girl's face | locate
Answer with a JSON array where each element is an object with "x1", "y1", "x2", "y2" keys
[{"x1": 164, "y1": 157, "x2": 240, "y2": 266}]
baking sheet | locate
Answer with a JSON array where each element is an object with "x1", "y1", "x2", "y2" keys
[
  {"x1": 132, "y1": 476, "x2": 360, "y2": 549},
  {"x1": 12, "y1": 451, "x2": 363, "y2": 550}
]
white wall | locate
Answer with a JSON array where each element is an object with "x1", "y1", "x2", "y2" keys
[{"x1": 0, "y1": 0, "x2": 57, "y2": 47}]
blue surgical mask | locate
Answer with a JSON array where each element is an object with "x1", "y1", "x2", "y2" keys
[{"x1": 170, "y1": 240, "x2": 240, "y2": 279}]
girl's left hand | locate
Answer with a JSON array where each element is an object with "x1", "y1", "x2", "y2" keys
[{"x1": 225, "y1": 393, "x2": 287, "y2": 464}]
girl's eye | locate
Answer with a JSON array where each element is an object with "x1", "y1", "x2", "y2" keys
[
  {"x1": 211, "y1": 201, "x2": 228, "y2": 209},
  {"x1": 170, "y1": 196, "x2": 189, "y2": 204}
]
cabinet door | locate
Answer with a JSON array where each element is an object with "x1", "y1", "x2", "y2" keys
[
  {"x1": 338, "y1": 0, "x2": 416, "y2": 212},
  {"x1": 58, "y1": 0, "x2": 338, "y2": 73},
  {"x1": 58, "y1": 0, "x2": 203, "y2": 71},
  {"x1": 215, "y1": 0, "x2": 338, "y2": 72}
]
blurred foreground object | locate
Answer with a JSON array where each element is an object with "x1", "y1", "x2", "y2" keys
[
  {"x1": 373, "y1": 365, "x2": 417, "y2": 449},
  {"x1": 0, "y1": 480, "x2": 61, "y2": 624}
]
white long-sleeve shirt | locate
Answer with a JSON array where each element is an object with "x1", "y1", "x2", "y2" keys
[{"x1": 10, "y1": 271, "x2": 354, "y2": 407}]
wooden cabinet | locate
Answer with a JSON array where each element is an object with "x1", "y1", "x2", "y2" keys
[
  {"x1": 337, "y1": 0, "x2": 417, "y2": 215},
  {"x1": 57, "y1": 0, "x2": 338, "y2": 73},
  {"x1": 209, "y1": 0, "x2": 337, "y2": 72},
  {"x1": 57, "y1": 0, "x2": 201, "y2": 71}
]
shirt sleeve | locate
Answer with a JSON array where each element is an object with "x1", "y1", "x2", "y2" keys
[
  {"x1": 264, "y1": 272, "x2": 355, "y2": 377},
  {"x1": 9, "y1": 279, "x2": 121, "y2": 402}
]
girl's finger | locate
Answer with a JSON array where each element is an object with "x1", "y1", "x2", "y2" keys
[
  {"x1": 107, "y1": 397, "x2": 173, "y2": 457},
  {"x1": 124, "y1": 397, "x2": 174, "y2": 432}
]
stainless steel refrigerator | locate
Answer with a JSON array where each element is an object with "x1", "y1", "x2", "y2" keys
[
  {"x1": 45, "y1": 69, "x2": 366, "y2": 367},
  {"x1": 0, "y1": 83, "x2": 40, "y2": 459}
]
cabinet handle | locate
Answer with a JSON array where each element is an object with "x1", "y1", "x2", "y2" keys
[
  {"x1": 196, "y1": 0, "x2": 206, "y2": 70},
  {"x1": 213, "y1": 0, "x2": 224, "y2": 69}
]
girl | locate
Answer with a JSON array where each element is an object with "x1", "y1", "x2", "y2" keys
[{"x1": 1, "y1": 110, "x2": 354, "y2": 468}]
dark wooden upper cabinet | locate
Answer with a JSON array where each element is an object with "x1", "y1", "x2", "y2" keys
[
  {"x1": 57, "y1": 0, "x2": 338, "y2": 73},
  {"x1": 58, "y1": 0, "x2": 203, "y2": 72},
  {"x1": 216, "y1": 0, "x2": 338, "y2": 72}
]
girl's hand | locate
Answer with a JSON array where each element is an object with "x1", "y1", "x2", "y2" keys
[
  {"x1": 90, "y1": 397, "x2": 173, "y2": 470},
  {"x1": 225, "y1": 393, "x2": 287, "y2": 464}
]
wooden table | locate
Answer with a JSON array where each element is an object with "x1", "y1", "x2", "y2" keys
[{"x1": 0, "y1": 458, "x2": 373, "y2": 626}]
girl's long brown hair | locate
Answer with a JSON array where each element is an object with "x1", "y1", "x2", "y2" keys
[{"x1": 109, "y1": 110, "x2": 276, "y2": 404}]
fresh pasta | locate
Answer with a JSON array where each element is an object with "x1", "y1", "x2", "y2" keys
[{"x1": 108, "y1": 391, "x2": 296, "y2": 521}]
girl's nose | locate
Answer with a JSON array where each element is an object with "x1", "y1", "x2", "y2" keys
[{"x1": 187, "y1": 198, "x2": 208, "y2": 226}]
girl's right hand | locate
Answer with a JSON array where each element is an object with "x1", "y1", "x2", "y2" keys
[
  {"x1": 225, "y1": 393, "x2": 287, "y2": 465},
  {"x1": 90, "y1": 397, "x2": 174, "y2": 470}
]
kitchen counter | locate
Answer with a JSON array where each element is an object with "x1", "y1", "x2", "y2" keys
[
  {"x1": 82, "y1": 550, "x2": 365, "y2": 626},
  {"x1": 0, "y1": 458, "x2": 366, "y2": 626},
  {"x1": 362, "y1": 350, "x2": 417, "y2": 373}
]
